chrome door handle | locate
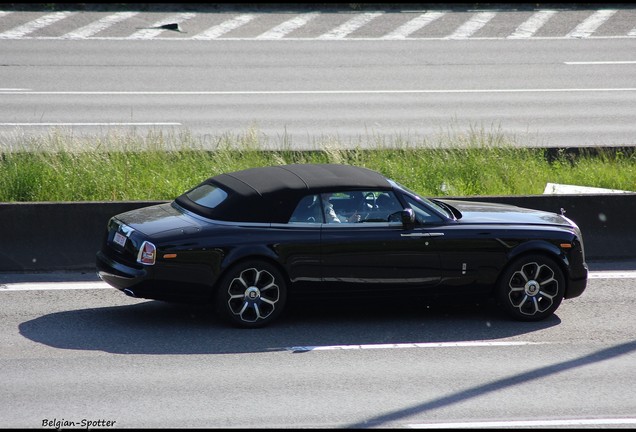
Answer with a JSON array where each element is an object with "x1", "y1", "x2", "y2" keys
[{"x1": 400, "y1": 232, "x2": 444, "y2": 237}]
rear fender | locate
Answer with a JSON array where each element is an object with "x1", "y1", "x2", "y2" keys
[{"x1": 219, "y1": 245, "x2": 281, "y2": 276}]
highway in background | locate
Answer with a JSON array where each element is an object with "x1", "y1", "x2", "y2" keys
[{"x1": 0, "y1": 6, "x2": 635, "y2": 149}]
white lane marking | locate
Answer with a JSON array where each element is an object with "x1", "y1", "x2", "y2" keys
[
  {"x1": 0, "y1": 281, "x2": 110, "y2": 291},
  {"x1": 508, "y1": 10, "x2": 557, "y2": 39},
  {"x1": 318, "y1": 12, "x2": 383, "y2": 39},
  {"x1": 0, "y1": 270, "x2": 633, "y2": 292},
  {"x1": 565, "y1": 61, "x2": 636, "y2": 65},
  {"x1": 191, "y1": 14, "x2": 256, "y2": 39},
  {"x1": 588, "y1": 271, "x2": 636, "y2": 279},
  {"x1": 408, "y1": 418, "x2": 636, "y2": 429},
  {"x1": 0, "y1": 122, "x2": 181, "y2": 126},
  {"x1": 0, "y1": 11, "x2": 75, "y2": 39},
  {"x1": 446, "y1": 11, "x2": 496, "y2": 39},
  {"x1": 566, "y1": 9, "x2": 618, "y2": 38},
  {"x1": 256, "y1": 12, "x2": 319, "y2": 39},
  {"x1": 382, "y1": 11, "x2": 446, "y2": 39},
  {"x1": 62, "y1": 11, "x2": 139, "y2": 39},
  {"x1": 2, "y1": 88, "x2": 636, "y2": 96},
  {"x1": 128, "y1": 12, "x2": 196, "y2": 39},
  {"x1": 289, "y1": 341, "x2": 545, "y2": 352}
]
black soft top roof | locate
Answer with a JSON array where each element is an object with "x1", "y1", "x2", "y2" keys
[{"x1": 176, "y1": 164, "x2": 393, "y2": 223}]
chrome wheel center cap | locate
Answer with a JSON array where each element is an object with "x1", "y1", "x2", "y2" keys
[
  {"x1": 525, "y1": 280, "x2": 540, "y2": 296},
  {"x1": 245, "y1": 286, "x2": 261, "y2": 301}
]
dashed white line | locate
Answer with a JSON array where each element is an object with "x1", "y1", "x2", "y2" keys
[
  {"x1": 256, "y1": 12, "x2": 319, "y2": 39},
  {"x1": 128, "y1": 12, "x2": 196, "y2": 39},
  {"x1": 508, "y1": 10, "x2": 557, "y2": 39},
  {"x1": 191, "y1": 14, "x2": 256, "y2": 40},
  {"x1": 566, "y1": 9, "x2": 617, "y2": 38},
  {"x1": 408, "y1": 418, "x2": 636, "y2": 429},
  {"x1": 382, "y1": 11, "x2": 446, "y2": 39},
  {"x1": 289, "y1": 341, "x2": 544, "y2": 352},
  {"x1": 0, "y1": 270, "x2": 632, "y2": 292},
  {"x1": 0, "y1": 281, "x2": 109, "y2": 291},
  {"x1": 588, "y1": 271, "x2": 636, "y2": 279},
  {"x1": 318, "y1": 12, "x2": 383, "y2": 39},
  {"x1": 446, "y1": 11, "x2": 496, "y2": 39},
  {"x1": 62, "y1": 11, "x2": 139, "y2": 39},
  {"x1": 0, "y1": 11, "x2": 75, "y2": 39},
  {"x1": 565, "y1": 61, "x2": 636, "y2": 65}
]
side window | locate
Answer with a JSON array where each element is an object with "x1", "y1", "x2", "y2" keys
[
  {"x1": 402, "y1": 194, "x2": 443, "y2": 224},
  {"x1": 360, "y1": 191, "x2": 403, "y2": 222},
  {"x1": 323, "y1": 190, "x2": 405, "y2": 223},
  {"x1": 322, "y1": 192, "x2": 359, "y2": 223},
  {"x1": 289, "y1": 195, "x2": 323, "y2": 224}
]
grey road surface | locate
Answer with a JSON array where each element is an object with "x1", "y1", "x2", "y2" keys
[{"x1": 1, "y1": 265, "x2": 635, "y2": 428}]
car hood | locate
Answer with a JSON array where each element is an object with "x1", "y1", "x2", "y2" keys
[
  {"x1": 115, "y1": 202, "x2": 202, "y2": 237},
  {"x1": 437, "y1": 199, "x2": 573, "y2": 227}
]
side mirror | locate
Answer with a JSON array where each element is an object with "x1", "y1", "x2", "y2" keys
[{"x1": 401, "y1": 208, "x2": 415, "y2": 225}]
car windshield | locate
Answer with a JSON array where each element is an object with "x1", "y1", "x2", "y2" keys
[{"x1": 391, "y1": 180, "x2": 453, "y2": 219}]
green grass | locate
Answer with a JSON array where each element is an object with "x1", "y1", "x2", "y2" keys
[{"x1": 1, "y1": 127, "x2": 635, "y2": 202}]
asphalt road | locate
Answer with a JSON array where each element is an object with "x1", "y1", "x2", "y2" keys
[
  {"x1": 1, "y1": 264, "x2": 635, "y2": 428},
  {"x1": 1, "y1": 7, "x2": 635, "y2": 149}
]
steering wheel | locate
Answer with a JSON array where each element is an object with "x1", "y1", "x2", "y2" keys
[{"x1": 354, "y1": 192, "x2": 376, "y2": 221}]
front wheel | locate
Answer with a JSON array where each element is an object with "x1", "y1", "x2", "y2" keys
[
  {"x1": 215, "y1": 260, "x2": 287, "y2": 328},
  {"x1": 496, "y1": 255, "x2": 565, "y2": 321}
]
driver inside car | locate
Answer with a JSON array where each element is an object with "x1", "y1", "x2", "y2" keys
[{"x1": 322, "y1": 193, "x2": 361, "y2": 223}]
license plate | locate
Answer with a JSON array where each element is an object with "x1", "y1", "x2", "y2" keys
[{"x1": 113, "y1": 231, "x2": 127, "y2": 248}]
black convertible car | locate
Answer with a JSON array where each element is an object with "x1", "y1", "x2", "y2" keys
[{"x1": 97, "y1": 163, "x2": 588, "y2": 328}]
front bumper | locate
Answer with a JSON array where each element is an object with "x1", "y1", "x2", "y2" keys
[{"x1": 566, "y1": 262, "x2": 588, "y2": 299}]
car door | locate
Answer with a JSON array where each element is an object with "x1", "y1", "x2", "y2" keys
[{"x1": 319, "y1": 190, "x2": 442, "y2": 293}]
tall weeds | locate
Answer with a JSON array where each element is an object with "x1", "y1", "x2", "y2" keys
[{"x1": 1, "y1": 128, "x2": 634, "y2": 202}]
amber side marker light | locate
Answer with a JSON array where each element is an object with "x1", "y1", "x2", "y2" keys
[
  {"x1": 560, "y1": 243, "x2": 573, "y2": 249},
  {"x1": 163, "y1": 254, "x2": 178, "y2": 259}
]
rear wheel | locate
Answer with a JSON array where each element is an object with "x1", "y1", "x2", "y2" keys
[
  {"x1": 496, "y1": 255, "x2": 565, "y2": 321},
  {"x1": 216, "y1": 260, "x2": 287, "y2": 328}
]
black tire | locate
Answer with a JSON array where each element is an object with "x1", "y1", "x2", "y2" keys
[
  {"x1": 496, "y1": 254, "x2": 565, "y2": 321},
  {"x1": 215, "y1": 260, "x2": 287, "y2": 328}
]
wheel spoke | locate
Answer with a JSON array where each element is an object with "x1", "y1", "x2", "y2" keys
[
  {"x1": 529, "y1": 297, "x2": 539, "y2": 314},
  {"x1": 538, "y1": 289, "x2": 555, "y2": 300},
  {"x1": 540, "y1": 276, "x2": 555, "y2": 286},
  {"x1": 238, "y1": 301, "x2": 249, "y2": 316},
  {"x1": 261, "y1": 297, "x2": 276, "y2": 306}
]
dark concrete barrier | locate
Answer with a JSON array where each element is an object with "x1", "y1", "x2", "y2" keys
[
  {"x1": 1, "y1": 194, "x2": 635, "y2": 272},
  {"x1": 0, "y1": 201, "x2": 164, "y2": 272}
]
